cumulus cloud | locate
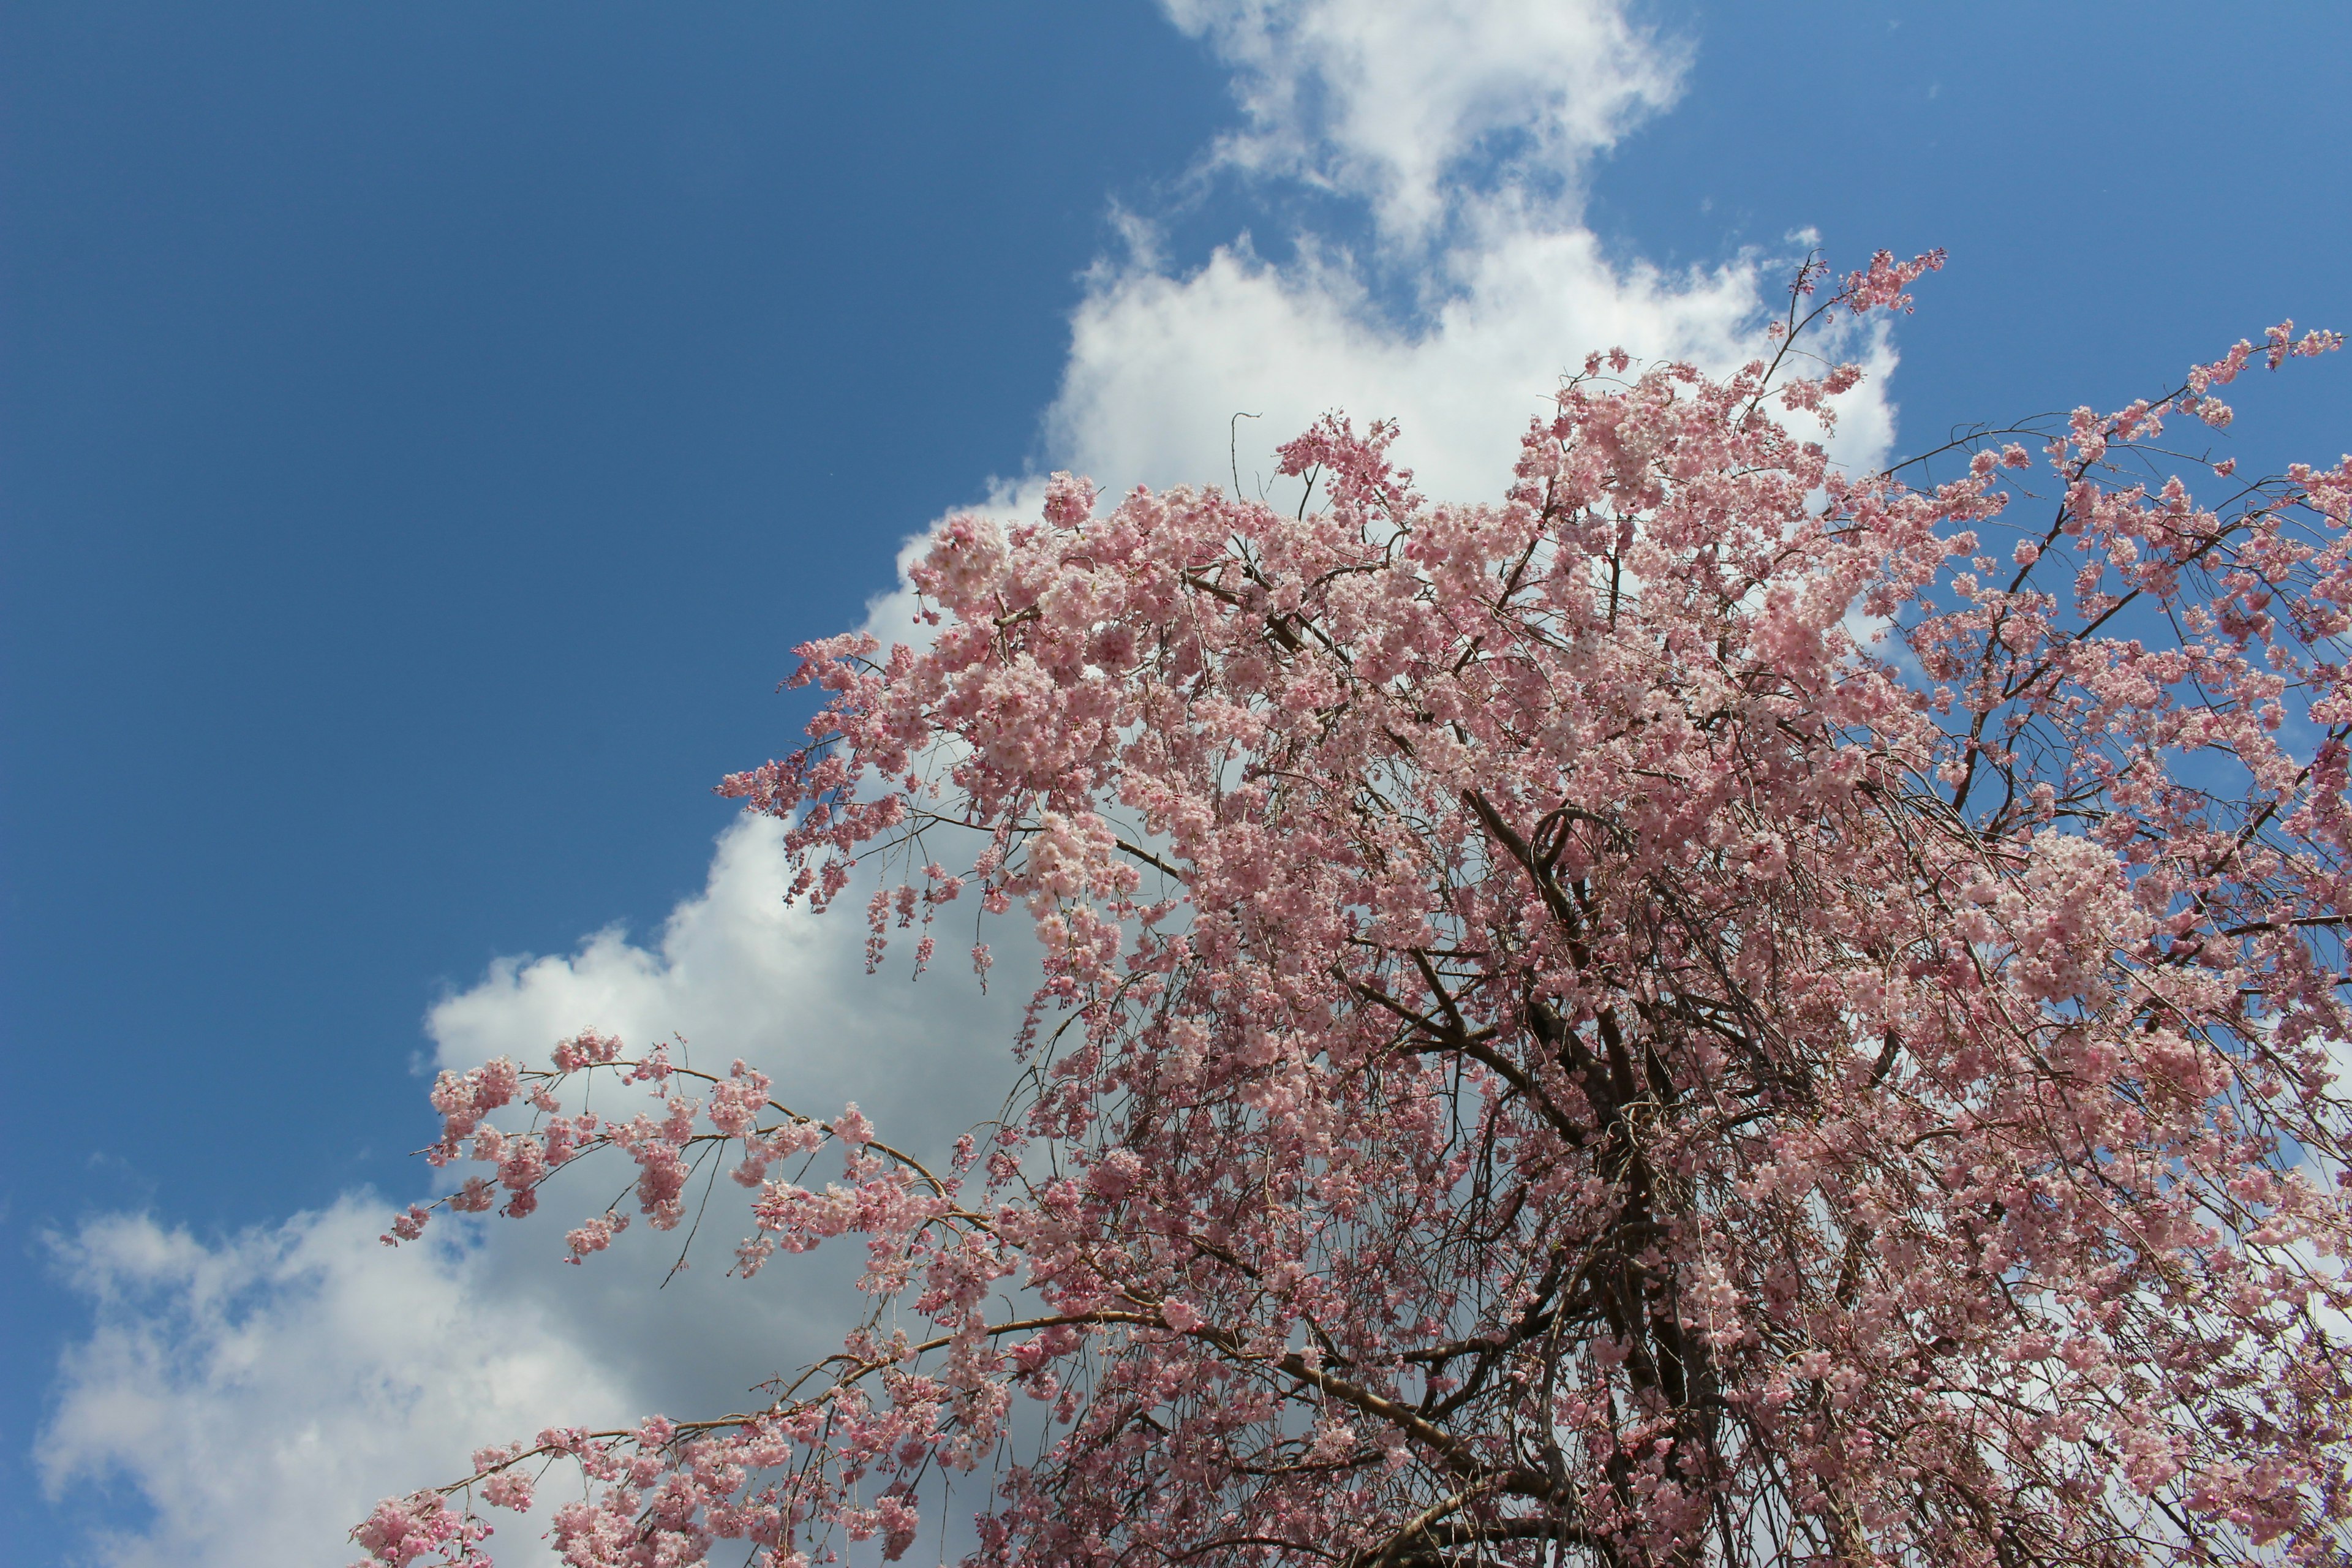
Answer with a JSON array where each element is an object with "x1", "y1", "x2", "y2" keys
[
  {"x1": 40, "y1": 4, "x2": 1923, "y2": 1561},
  {"x1": 1050, "y1": 223, "x2": 1801, "y2": 504},
  {"x1": 428, "y1": 815, "x2": 1033, "y2": 1158},
  {"x1": 1034, "y1": 0, "x2": 1899, "y2": 511},
  {"x1": 44, "y1": 821, "x2": 1036, "y2": 1567},
  {"x1": 40, "y1": 1200, "x2": 633, "y2": 1568}
]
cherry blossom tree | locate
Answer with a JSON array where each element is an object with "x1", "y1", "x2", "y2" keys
[{"x1": 358, "y1": 254, "x2": 2352, "y2": 1567}]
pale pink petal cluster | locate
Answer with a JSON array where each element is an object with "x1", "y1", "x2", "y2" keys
[{"x1": 355, "y1": 262, "x2": 2352, "y2": 1566}]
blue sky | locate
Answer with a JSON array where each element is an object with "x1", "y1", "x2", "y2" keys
[{"x1": 3, "y1": 3, "x2": 2346, "y2": 1563}]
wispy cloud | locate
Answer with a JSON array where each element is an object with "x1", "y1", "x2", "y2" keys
[{"x1": 1167, "y1": 0, "x2": 1684, "y2": 243}]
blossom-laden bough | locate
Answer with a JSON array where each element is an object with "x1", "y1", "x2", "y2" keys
[{"x1": 358, "y1": 255, "x2": 2352, "y2": 1567}]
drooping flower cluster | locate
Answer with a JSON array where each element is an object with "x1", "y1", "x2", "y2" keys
[{"x1": 360, "y1": 259, "x2": 2352, "y2": 1566}]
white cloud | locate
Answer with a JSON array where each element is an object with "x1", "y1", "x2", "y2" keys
[
  {"x1": 889, "y1": 0, "x2": 1906, "y2": 617},
  {"x1": 412, "y1": 815, "x2": 1044, "y2": 1430},
  {"x1": 41, "y1": 5, "x2": 1925, "y2": 1562},
  {"x1": 1041, "y1": 0, "x2": 1899, "y2": 511},
  {"x1": 40, "y1": 1200, "x2": 633, "y2": 1568},
  {"x1": 1164, "y1": 0, "x2": 1684, "y2": 242},
  {"x1": 428, "y1": 815, "x2": 1033, "y2": 1156},
  {"x1": 1049, "y1": 221, "x2": 1801, "y2": 505},
  {"x1": 44, "y1": 822, "x2": 1038, "y2": 1567}
]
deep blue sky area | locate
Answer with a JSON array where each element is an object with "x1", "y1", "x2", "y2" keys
[
  {"x1": 0, "y1": 5, "x2": 1229, "y2": 1550},
  {"x1": 1, "y1": 3, "x2": 1224, "y2": 1211},
  {"x1": 1591, "y1": 2, "x2": 2352, "y2": 464},
  {"x1": 2, "y1": 2, "x2": 2346, "y2": 1560}
]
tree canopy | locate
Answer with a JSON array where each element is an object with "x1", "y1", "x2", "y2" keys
[{"x1": 360, "y1": 256, "x2": 2352, "y2": 1567}]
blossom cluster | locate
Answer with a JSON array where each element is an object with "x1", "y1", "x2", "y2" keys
[{"x1": 361, "y1": 261, "x2": 2352, "y2": 1566}]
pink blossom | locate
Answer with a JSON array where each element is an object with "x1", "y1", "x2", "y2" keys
[
  {"x1": 829, "y1": 1103, "x2": 872, "y2": 1150},
  {"x1": 363, "y1": 268, "x2": 2352, "y2": 1568}
]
